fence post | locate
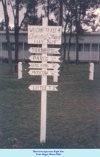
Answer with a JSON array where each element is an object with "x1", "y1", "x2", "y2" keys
[
  {"x1": 89, "y1": 62, "x2": 94, "y2": 80},
  {"x1": 18, "y1": 62, "x2": 22, "y2": 79}
]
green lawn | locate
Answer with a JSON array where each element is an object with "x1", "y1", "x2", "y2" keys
[{"x1": 0, "y1": 62, "x2": 100, "y2": 148}]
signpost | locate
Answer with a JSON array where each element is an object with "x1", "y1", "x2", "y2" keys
[{"x1": 28, "y1": 17, "x2": 62, "y2": 144}]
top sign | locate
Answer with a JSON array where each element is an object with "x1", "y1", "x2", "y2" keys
[
  {"x1": 28, "y1": 26, "x2": 62, "y2": 44},
  {"x1": 28, "y1": 26, "x2": 61, "y2": 35}
]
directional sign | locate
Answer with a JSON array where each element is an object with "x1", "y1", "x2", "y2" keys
[
  {"x1": 28, "y1": 26, "x2": 62, "y2": 44},
  {"x1": 28, "y1": 63, "x2": 60, "y2": 69},
  {"x1": 28, "y1": 69, "x2": 59, "y2": 76},
  {"x1": 29, "y1": 47, "x2": 60, "y2": 55},
  {"x1": 28, "y1": 85, "x2": 58, "y2": 91},
  {"x1": 29, "y1": 55, "x2": 61, "y2": 62}
]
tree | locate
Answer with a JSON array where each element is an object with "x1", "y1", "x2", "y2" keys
[
  {"x1": 14, "y1": 0, "x2": 20, "y2": 71},
  {"x1": 62, "y1": 0, "x2": 100, "y2": 65},
  {"x1": 0, "y1": 0, "x2": 12, "y2": 72},
  {"x1": 6, "y1": 0, "x2": 39, "y2": 71},
  {"x1": 73, "y1": 0, "x2": 100, "y2": 64},
  {"x1": 58, "y1": 0, "x2": 63, "y2": 26}
]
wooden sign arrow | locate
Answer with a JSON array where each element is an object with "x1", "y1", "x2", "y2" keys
[
  {"x1": 29, "y1": 55, "x2": 61, "y2": 62},
  {"x1": 28, "y1": 85, "x2": 58, "y2": 91},
  {"x1": 28, "y1": 69, "x2": 60, "y2": 76},
  {"x1": 28, "y1": 63, "x2": 60, "y2": 70},
  {"x1": 29, "y1": 47, "x2": 60, "y2": 55}
]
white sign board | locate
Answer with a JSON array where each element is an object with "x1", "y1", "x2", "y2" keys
[
  {"x1": 29, "y1": 47, "x2": 60, "y2": 55},
  {"x1": 28, "y1": 26, "x2": 62, "y2": 44},
  {"x1": 29, "y1": 55, "x2": 61, "y2": 62},
  {"x1": 28, "y1": 85, "x2": 58, "y2": 91},
  {"x1": 28, "y1": 69, "x2": 59, "y2": 76},
  {"x1": 28, "y1": 63, "x2": 60, "y2": 70}
]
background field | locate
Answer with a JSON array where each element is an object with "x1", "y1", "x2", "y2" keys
[{"x1": 0, "y1": 62, "x2": 100, "y2": 148}]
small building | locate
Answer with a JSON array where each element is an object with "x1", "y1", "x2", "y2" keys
[{"x1": 0, "y1": 31, "x2": 100, "y2": 62}]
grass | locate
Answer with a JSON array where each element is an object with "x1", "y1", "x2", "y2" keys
[{"x1": 0, "y1": 62, "x2": 100, "y2": 148}]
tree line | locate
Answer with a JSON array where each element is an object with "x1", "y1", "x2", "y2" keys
[{"x1": 0, "y1": 0, "x2": 100, "y2": 72}]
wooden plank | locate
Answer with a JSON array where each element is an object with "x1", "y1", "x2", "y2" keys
[
  {"x1": 28, "y1": 85, "x2": 58, "y2": 91},
  {"x1": 29, "y1": 47, "x2": 60, "y2": 55},
  {"x1": 28, "y1": 25, "x2": 62, "y2": 44},
  {"x1": 28, "y1": 63, "x2": 60, "y2": 69},
  {"x1": 28, "y1": 69, "x2": 59, "y2": 76},
  {"x1": 29, "y1": 55, "x2": 61, "y2": 62}
]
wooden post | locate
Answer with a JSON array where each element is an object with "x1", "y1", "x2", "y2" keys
[
  {"x1": 89, "y1": 62, "x2": 94, "y2": 80},
  {"x1": 40, "y1": 17, "x2": 48, "y2": 144},
  {"x1": 40, "y1": 44, "x2": 47, "y2": 143},
  {"x1": 18, "y1": 62, "x2": 22, "y2": 79}
]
